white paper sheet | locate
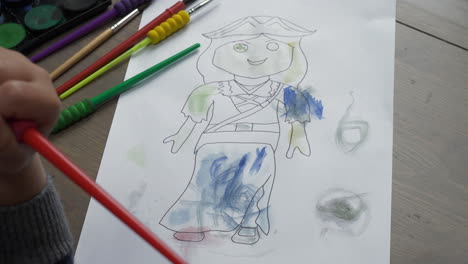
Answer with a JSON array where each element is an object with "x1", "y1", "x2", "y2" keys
[{"x1": 76, "y1": 0, "x2": 395, "y2": 263}]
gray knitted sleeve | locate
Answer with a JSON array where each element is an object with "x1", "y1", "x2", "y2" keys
[{"x1": 0, "y1": 177, "x2": 73, "y2": 264}]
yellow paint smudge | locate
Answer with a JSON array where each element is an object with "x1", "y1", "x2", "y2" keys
[
  {"x1": 283, "y1": 42, "x2": 304, "y2": 84},
  {"x1": 289, "y1": 122, "x2": 306, "y2": 145}
]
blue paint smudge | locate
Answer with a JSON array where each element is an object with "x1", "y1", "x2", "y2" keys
[
  {"x1": 250, "y1": 147, "x2": 267, "y2": 175},
  {"x1": 169, "y1": 208, "x2": 191, "y2": 225},
  {"x1": 283, "y1": 86, "x2": 324, "y2": 121},
  {"x1": 303, "y1": 91, "x2": 324, "y2": 120},
  {"x1": 193, "y1": 152, "x2": 267, "y2": 229},
  {"x1": 171, "y1": 147, "x2": 273, "y2": 230},
  {"x1": 284, "y1": 86, "x2": 310, "y2": 122},
  {"x1": 213, "y1": 154, "x2": 251, "y2": 211}
]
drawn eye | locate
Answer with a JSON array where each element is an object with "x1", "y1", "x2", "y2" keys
[
  {"x1": 233, "y1": 43, "x2": 248, "y2": 53},
  {"x1": 267, "y1": 42, "x2": 279, "y2": 51}
]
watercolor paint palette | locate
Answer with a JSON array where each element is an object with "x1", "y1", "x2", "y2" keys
[{"x1": 0, "y1": 0, "x2": 111, "y2": 54}]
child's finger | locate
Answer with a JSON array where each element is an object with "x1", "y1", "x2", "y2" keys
[
  {"x1": 0, "y1": 80, "x2": 61, "y2": 135},
  {"x1": 0, "y1": 48, "x2": 48, "y2": 84},
  {"x1": 0, "y1": 117, "x2": 16, "y2": 153},
  {"x1": 0, "y1": 117, "x2": 31, "y2": 164}
]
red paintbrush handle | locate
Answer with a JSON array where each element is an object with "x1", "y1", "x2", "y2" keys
[
  {"x1": 56, "y1": 1, "x2": 186, "y2": 95},
  {"x1": 11, "y1": 121, "x2": 185, "y2": 264}
]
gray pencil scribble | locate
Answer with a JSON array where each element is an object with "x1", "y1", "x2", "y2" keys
[
  {"x1": 335, "y1": 92, "x2": 369, "y2": 153},
  {"x1": 316, "y1": 189, "x2": 370, "y2": 237},
  {"x1": 128, "y1": 182, "x2": 148, "y2": 212}
]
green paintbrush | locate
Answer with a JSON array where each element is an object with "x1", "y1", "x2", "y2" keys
[{"x1": 52, "y1": 43, "x2": 200, "y2": 133}]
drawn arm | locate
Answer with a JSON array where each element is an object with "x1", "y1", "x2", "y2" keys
[
  {"x1": 163, "y1": 118, "x2": 197, "y2": 153},
  {"x1": 164, "y1": 84, "x2": 218, "y2": 153},
  {"x1": 286, "y1": 121, "x2": 311, "y2": 158},
  {"x1": 164, "y1": 101, "x2": 214, "y2": 153},
  {"x1": 281, "y1": 86, "x2": 312, "y2": 158}
]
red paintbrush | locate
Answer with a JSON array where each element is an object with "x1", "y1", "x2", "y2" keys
[{"x1": 11, "y1": 121, "x2": 185, "y2": 264}]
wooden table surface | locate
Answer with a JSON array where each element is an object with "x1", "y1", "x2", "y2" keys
[{"x1": 34, "y1": 0, "x2": 468, "y2": 263}]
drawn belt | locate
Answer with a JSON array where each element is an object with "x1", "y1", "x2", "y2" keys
[
  {"x1": 205, "y1": 84, "x2": 288, "y2": 133},
  {"x1": 209, "y1": 123, "x2": 279, "y2": 133}
]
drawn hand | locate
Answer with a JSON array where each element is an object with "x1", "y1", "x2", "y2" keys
[
  {"x1": 286, "y1": 136, "x2": 311, "y2": 159},
  {"x1": 163, "y1": 134, "x2": 184, "y2": 153},
  {"x1": 287, "y1": 122, "x2": 311, "y2": 159},
  {"x1": 163, "y1": 118, "x2": 197, "y2": 154}
]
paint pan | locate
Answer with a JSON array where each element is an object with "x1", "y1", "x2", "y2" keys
[
  {"x1": 24, "y1": 4, "x2": 64, "y2": 31},
  {"x1": 0, "y1": 23, "x2": 26, "y2": 48},
  {"x1": 0, "y1": 0, "x2": 111, "y2": 53},
  {"x1": 63, "y1": 0, "x2": 97, "y2": 12}
]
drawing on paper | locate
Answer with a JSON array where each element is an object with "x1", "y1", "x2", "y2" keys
[
  {"x1": 335, "y1": 92, "x2": 369, "y2": 153},
  {"x1": 316, "y1": 189, "x2": 370, "y2": 237},
  {"x1": 161, "y1": 16, "x2": 323, "y2": 245}
]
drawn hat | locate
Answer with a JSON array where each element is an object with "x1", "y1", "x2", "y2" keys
[{"x1": 203, "y1": 16, "x2": 315, "y2": 39}]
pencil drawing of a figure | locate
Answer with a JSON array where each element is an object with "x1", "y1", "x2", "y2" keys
[{"x1": 160, "y1": 16, "x2": 323, "y2": 245}]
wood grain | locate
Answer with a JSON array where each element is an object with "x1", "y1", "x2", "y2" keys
[
  {"x1": 397, "y1": 0, "x2": 468, "y2": 50},
  {"x1": 392, "y1": 23, "x2": 468, "y2": 263},
  {"x1": 32, "y1": 0, "x2": 468, "y2": 262}
]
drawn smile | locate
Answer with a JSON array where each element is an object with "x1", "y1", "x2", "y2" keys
[{"x1": 247, "y1": 58, "x2": 268, "y2": 66}]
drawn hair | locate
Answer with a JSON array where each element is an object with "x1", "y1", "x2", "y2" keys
[{"x1": 196, "y1": 16, "x2": 316, "y2": 87}]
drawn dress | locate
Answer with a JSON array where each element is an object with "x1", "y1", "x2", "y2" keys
[{"x1": 160, "y1": 79, "x2": 311, "y2": 236}]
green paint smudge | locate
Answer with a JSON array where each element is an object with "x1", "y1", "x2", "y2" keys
[
  {"x1": 127, "y1": 144, "x2": 146, "y2": 168},
  {"x1": 188, "y1": 85, "x2": 217, "y2": 113}
]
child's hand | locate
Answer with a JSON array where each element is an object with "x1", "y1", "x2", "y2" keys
[{"x1": 0, "y1": 48, "x2": 61, "y2": 205}]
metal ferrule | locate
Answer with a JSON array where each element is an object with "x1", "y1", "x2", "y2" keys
[
  {"x1": 111, "y1": 9, "x2": 140, "y2": 32},
  {"x1": 187, "y1": 0, "x2": 213, "y2": 15}
]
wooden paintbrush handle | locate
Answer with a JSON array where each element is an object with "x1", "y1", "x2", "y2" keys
[{"x1": 50, "y1": 28, "x2": 114, "y2": 81}]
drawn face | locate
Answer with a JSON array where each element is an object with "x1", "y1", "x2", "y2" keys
[{"x1": 213, "y1": 34, "x2": 294, "y2": 78}]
